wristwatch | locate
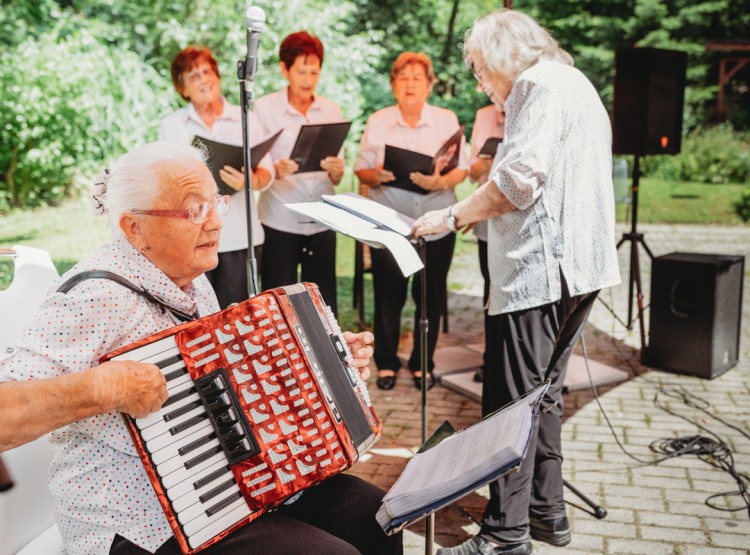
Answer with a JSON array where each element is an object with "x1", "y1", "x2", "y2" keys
[{"x1": 445, "y1": 204, "x2": 457, "y2": 233}]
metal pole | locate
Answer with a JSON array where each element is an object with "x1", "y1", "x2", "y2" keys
[
  {"x1": 417, "y1": 239, "x2": 434, "y2": 554},
  {"x1": 237, "y1": 61, "x2": 259, "y2": 298}
]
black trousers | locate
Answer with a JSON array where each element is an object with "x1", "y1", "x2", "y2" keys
[
  {"x1": 109, "y1": 474, "x2": 402, "y2": 555},
  {"x1": 370, "y1": 233, "x2": 455, "y2": 374},
  {"x1": 477, "y1": 239, "x2": 490, "y2": 369},
  {"x1": 205, "y1": 246, "x2": 263, "y2": 309},
  {"x1": 480, "y1": 277, "x2": 599, "y2": 543},
  {"x1": 260, "y1": 226, "x2": 337, "y2": 316}
]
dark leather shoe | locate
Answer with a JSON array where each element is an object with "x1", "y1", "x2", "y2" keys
[
  {"x1": 473, "y1": 365, "x2": 484, "y2": 382},
  {"x1": 436, "y1": 536, "x2": 532, "y2": 555},
  {"x1": 529, "y1": 515, "x2": 571, "y2": 546},
  {"x1": 412, "y1": 371, "x2": 435, "y2": 391},
  {"x1": 376, "y1": 371, "x2": 397, "y2": 390}
]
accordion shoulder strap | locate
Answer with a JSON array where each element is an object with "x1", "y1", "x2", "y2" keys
[{"x1": 57, "y1": 270, "x2": 198, "y2": 322}]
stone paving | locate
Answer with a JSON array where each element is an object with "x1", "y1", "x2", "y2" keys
[{"x1": 348, "y1": 223, "x2": 750, "y2": 554}]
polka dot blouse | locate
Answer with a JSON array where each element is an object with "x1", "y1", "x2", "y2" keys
[
  {"x1": 0, "y1": 237, "x2": 219, "y2": 554},
  {"x1": 487, "y1": 60, "x2": 621, "y2": 315}
]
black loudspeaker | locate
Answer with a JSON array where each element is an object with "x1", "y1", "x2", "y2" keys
[
  {"x1": 612, "y1": 48, "x2": 687, "y2": 156},
  {"x1": 646, "y1": 253, "x2": 744, "y2": 379}
]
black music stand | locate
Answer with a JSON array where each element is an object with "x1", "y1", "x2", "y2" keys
[
  {"x1": 284, "y1": 198, "x2": 434, "y2": 553},
  {"x1": 413, "y1": 238, "x2": 434, "y2": 553}
]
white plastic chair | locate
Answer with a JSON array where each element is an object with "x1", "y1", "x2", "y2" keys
[
  {"x1": 0, "y1": 245, "x2": 60, "y2": 354},
  {"x1": 0, "y1": 245, "x2": 65, "y2": 555}
]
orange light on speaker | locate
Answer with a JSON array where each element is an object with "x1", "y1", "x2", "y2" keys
[{"x1": 661, "y1": 136, "x2": 669, "y2": 148}]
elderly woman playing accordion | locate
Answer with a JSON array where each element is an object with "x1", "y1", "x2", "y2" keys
[{"x1": 0, "y1": 141, "x2": 402, "y2": 555}]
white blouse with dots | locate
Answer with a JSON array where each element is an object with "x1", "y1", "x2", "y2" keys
[
  {"x1": 487, "y1": 60, "x2": 621, "y2": 315},
  {"x1": 0, "y1": 237, "x2": 219, "y2": 554}
]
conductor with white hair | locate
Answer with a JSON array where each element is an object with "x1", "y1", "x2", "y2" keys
[
  {"x1": 413, "y1": 10, "x2": 620, "y2": 555},
  {"x1": 0, "y1": 141, "x2": 402, "y2": 555}
]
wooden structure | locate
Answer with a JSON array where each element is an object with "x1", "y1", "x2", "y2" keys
[{"x1": 706, "y1": 40, "x2": 750, "y2": 119}]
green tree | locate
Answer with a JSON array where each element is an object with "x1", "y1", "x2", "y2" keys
[
  {"x1": 0, "y1": 0, "x2": 380, "y2": 210},
  {"x1": 523, "y1": 0, "x2": 750, "y2": 130}
]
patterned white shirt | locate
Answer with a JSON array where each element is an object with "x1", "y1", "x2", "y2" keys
[
  {"x1": 0, "y1": 237, "x2": 219, "y2": 554},
  {"x1": 159, "y1": 99, "x2": 274, "y2": 252},
  {"x1": 487, "y1": 60, "x2": 620, "y2": 315},
  {"x1": 253, "y1": 88, "x2": 344, "y2": 236},
  {"x1": 469, "y1": 105, "x2": 505, "y2": 242},
  {"x1": 355, "y1": 103, "x2": 469, "y2": 242}
]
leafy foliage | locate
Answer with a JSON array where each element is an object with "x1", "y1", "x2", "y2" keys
[
  {"x1": 1, "y1": 0, "x2": 749, "y2": 211},
  {"x1": 0, "y1": 18, "x2": 172, "y2": 208},
  {"x1": 734, "y1": 188, "x2": 750, "y2": 222},
  {"x1": 642, "y1": 125, "x2": 750, "y2": 184},
  {"x1": 522, "y1": 0, "x2": 750, "y2": 131}
]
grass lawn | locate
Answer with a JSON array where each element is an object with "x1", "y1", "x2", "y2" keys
[
  {"x1": 613, "y1": 177, "x2": 748, "y2": 224},
  {"x1": 2, "y1": 174, "x2": 748, "y2": 331}
]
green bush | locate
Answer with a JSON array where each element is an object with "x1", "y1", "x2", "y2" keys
[
  {"x1": 642, "y1": 125, "x2": 750, "y2": 184},
  {"x1": 734, "y1": 187, "x2": 750, "y2": 222},
  {"x1": 0, "y1": 21, "x2": 173, "y2": 210}
]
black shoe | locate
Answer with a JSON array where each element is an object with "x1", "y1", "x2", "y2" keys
[
  {"x1": 412, "y1": 371, "x2": 435, "y2": 391},
  {"x1": 436, "y1": 536, "x2": 532, "y2": 555},
  {"x1": 473, "y1": 366, "x2": 484, "y2": 382},
  {"x1": 376, "y1": 371, "x2": 397, "y2": 390},
  {"x1": 529, "y1": 515, "x2": 571, "y2": 546}
]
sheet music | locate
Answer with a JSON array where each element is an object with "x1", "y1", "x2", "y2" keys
[
  {"x1": 321, "y1": 193, "x2": 414, "y2": 236},
  {"x1": 285, "y1": 201, "x2": 423, "y2": 277},
  {"x1": 192, "y1": 132, "x2": 282, "y2": 196},
  {"x1": 382, "y1": 125, "x2": 464, "y2": 194},
  {"x1": 289, "y1": 122, "x2": 352, "y2": 173},
  {"x1": 376, "y1": 383, "x2": 549, "y2": 531},
  {"x1": 478, "y1": 137, "x2": 503, "y2": 158},
  {"x1": 382, "y1": 398, "x2": 531, "y2": 515}
]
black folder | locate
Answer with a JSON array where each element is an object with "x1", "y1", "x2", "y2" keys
[
  {"x1": 382, "y1": 125, "x2": 465, "y2": 195},
  {"x1": 192, "y1": 130, "x2": 282, "y2": 196},
  {"x1": 478, "y1": 136, "x2": 503, "y2": 158},
  {"x1": 376, "y1": 381, "x2": 549, "y2": 535},
  {"x1": 289, "y1": 121, "x2": 352, "y2": 174}
]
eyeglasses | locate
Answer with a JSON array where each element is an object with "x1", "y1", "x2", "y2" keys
[
  {"x1": 185, "y1": 65, "x2": 216, "y2": 84},
  {"x1": 466, "y1": 55, "x2": 487, "y2": 83},
  {"x1": 473, "y1": 63, "x2": 487, "y2": 83},
  {"x1": 131, "y1": 195, "x2": 231, "y2": 225}
]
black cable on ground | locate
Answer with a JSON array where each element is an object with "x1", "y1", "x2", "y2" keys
[{"x1": 579, "y1": 334, "x2": 750, "y2": 519}]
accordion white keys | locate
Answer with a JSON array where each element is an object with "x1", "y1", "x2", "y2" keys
[{"x1": 104, "y1": 283, "x2": 380, "y2": 554}]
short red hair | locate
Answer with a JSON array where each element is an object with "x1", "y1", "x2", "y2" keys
[
  {"x1": 170, "y1": 46, "x2": 220, "y2": 100},
  {"x1": 279, "y1": 31, "x2": 324, "y2": 70}
]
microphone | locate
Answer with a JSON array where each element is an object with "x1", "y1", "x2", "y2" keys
[{"x1": 243, "y1": 5, "x2": 266, "y2": 85}]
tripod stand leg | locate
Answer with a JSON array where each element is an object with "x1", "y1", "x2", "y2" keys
[
  {"x1": 632, "y1": 245, "x2": 647, "y2": 353},
  {"x1": 563, "y1": 480, "x2": 607, "y2": 519},
  {"x1": 626, "y1": 239, "x2": 637, "y2": 331}
]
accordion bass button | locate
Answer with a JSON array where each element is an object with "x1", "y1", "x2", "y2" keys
[{"x1": 214, "y1": 407, "x2": 239, "y2": 427}]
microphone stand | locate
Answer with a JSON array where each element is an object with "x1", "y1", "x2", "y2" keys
[{"x1": 237, "y1": 57, "x2": 259, "y2": 298}]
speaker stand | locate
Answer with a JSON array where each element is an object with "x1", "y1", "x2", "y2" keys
[{"x1": 600, "y1": 155, "x2": 652, "y2": 353}]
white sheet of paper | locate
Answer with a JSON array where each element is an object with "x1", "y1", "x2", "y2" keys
[
  {"x1": 321, "y1": 193, "x2": 414, "y2": 236},
  {"x1": 286, "y1": 202, "x2": 423, "y2": 277}
]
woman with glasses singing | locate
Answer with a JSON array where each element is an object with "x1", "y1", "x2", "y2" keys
[
  {"x1": 253, "y1": 31, "x2": 345, "y2": 316},
  {"x1": 413, "y1": 10, "x2": 620, "y2": 555},
  {"x1": 355, "y1": 51, "x2": 468, "y2": 391},
  {"x1": 160, "y1": 45, "x2": 274, "y2": 308},
  {"x1": 0, "y1": 141, "x2": 402, "y2": 555}
]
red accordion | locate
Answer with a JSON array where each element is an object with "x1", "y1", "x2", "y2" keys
[{"x1": 104, "y1": 283, "x2": 381, "y2": 554}]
